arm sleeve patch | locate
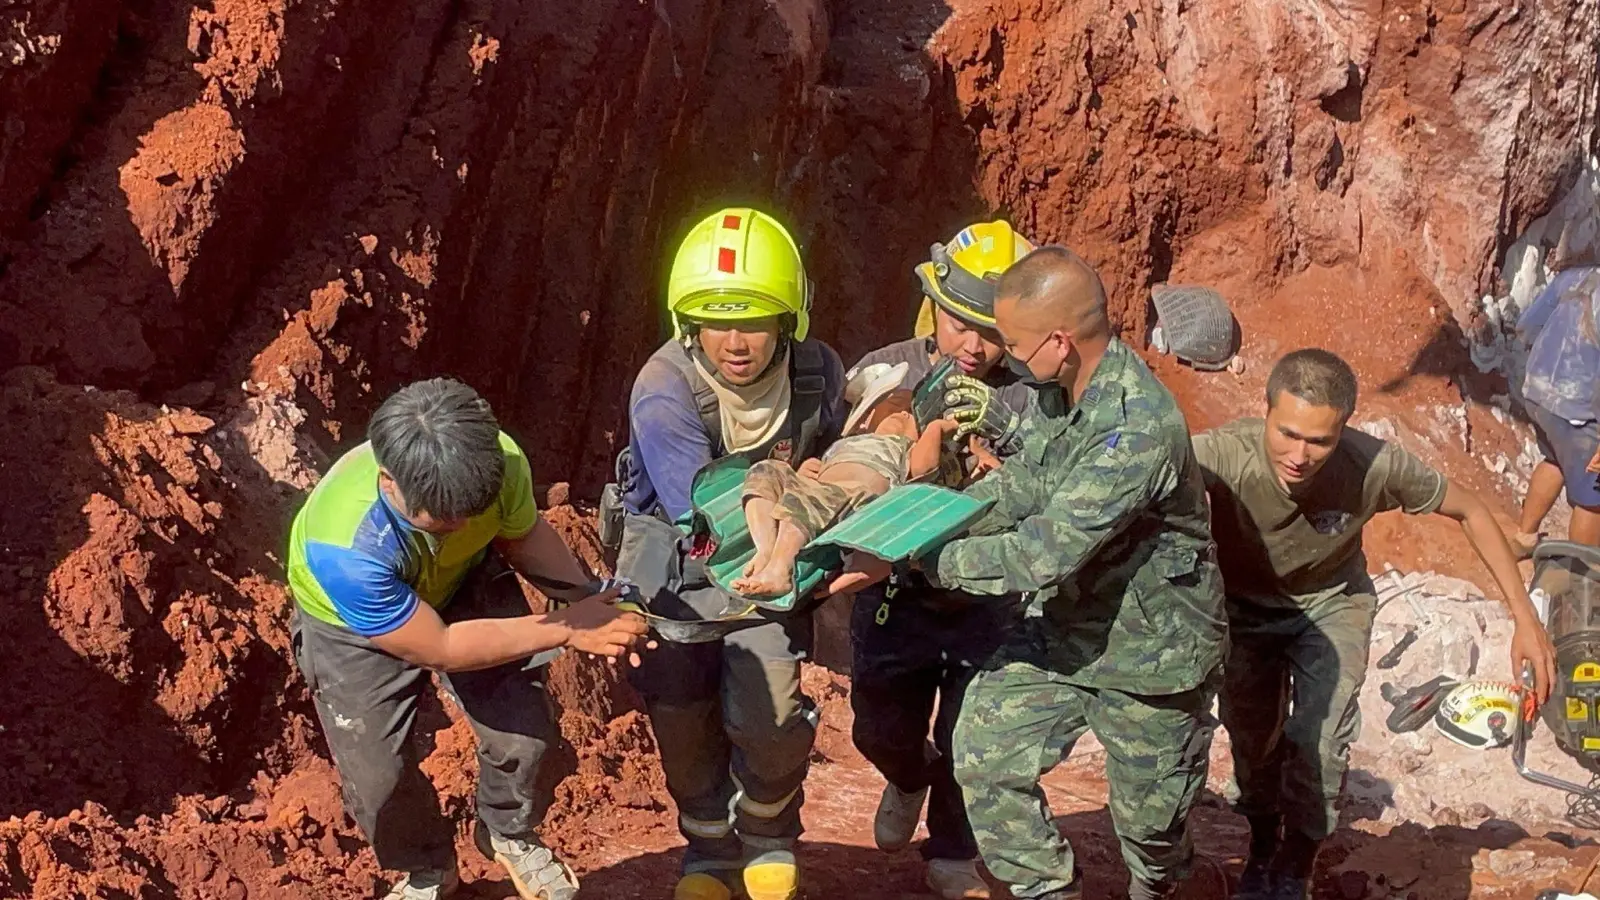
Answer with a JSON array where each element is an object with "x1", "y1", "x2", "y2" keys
[{"x1": 304, "y1": 541, "x2": 421, "y2": 637}]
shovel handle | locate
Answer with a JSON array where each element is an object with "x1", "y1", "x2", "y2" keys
[{"x1": 1376, "y1": 629, "x2": 1418, "y2": 670}]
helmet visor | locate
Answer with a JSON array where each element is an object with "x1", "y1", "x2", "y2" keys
[{"x1": 675, "y1": 291, "x2": 793, "y2": 325}]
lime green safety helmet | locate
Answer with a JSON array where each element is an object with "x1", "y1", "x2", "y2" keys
[{"x1": 668, "y1": 208, "x2": 812, "y2": 341}]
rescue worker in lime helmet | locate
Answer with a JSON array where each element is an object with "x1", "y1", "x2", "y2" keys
[
  {"x1": 617, "y1": 208, "x2": 847, "y2": 900},
  {"x1": 846, "y1": 220, "x2": 1038, "y2": 899}
]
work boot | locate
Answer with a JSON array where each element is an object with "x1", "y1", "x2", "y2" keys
[
  {"x1": 1268, "y1": 875, "x2": 1310, "y2": 900},
  {"x1": 742, "y1": 849, "x2": 799, "y2": 900},
  {"x1": 382, "y1": 869, "x2": 461, "y2": 900},
  {"x1": 873, "y1": 782, "x2": 930, "y2": 851},
  {"x1": 1265, "y1": 831, "x2": 1317, "y2": 900},
  {"x1": 1039, "y1": 876, "x2": 1084, "y2": 899},
  {"x1": 1129, "y1": 879, "x2": 1179, "y2": 900},
  {"x1": 474, "y1": 825, "x2": 578, "y2": 900},
  {"x1": 1232, "y1": 858, "x2": 1276, "y2": 899},
  {"x1": 1234, "y1": 812, "x2": 1282, "y2": 899},
  {"x1": 925, "y1": 858, "x2": 991, "y2": 899},
  {"x1": 1271, "y1": 833, "x2": 1319, "y2": 882},
  {"x1": 674, "y1": 871, "x2": 740, "y2": 900}
]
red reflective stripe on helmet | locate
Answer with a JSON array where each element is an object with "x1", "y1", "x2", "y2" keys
[
  {"x1": 722, "y1": 215, "x2": 742, "y2": 230},
  {"x1": 717, "y1": 247, "x2": 737, "y2": 273}
]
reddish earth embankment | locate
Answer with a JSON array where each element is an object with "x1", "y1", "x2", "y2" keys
[{"x1": 0, "y1": 0, "x2": 1596, "y2": 896}]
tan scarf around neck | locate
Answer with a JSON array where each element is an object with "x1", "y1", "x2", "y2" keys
[{"x1": 691, "y1": 347, "x2": 792, "y2": 454}]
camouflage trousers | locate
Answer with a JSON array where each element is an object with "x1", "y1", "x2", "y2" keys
[
  {"x1": 743, "y1": 459, "x2": 878, "y2": 542},
  {"x1": 952, "y1": 652, "x2": 1217, "y2": 899},
  {"x1": 1221, "y1": 590, "x2": 1377, "y2": 842}
]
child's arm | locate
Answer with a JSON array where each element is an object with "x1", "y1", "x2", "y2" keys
[
  {"x1": 967, "y1": 435, "x2": 1003, "y2": 480},
  {"x1": 908, "y1": 418, "x2": 959, "y2": 480}
]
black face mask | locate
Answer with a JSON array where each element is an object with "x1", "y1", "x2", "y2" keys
[
  {"x1": 1004, "y1": 352, "x2": 1046, "y2": 385},
  {"x1": 1004, "y1": 337, "x2": 1058, "y2": 388}
]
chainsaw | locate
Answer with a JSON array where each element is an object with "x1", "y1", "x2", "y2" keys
[{"x1": 1512, "y1": 541, "x2": 1600, "y2": 820}]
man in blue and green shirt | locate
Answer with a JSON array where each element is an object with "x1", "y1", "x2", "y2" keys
[{"x1": 287, "y1": 377, "x2": 647, "y2": 900}]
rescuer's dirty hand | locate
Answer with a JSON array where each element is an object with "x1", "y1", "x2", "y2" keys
[
  {"x1": 824, "y1": 551, "x2": 894, "y2": 596},
  {"x1": 1511, "y1": 615, "x2": 1557, "y2": 706},
  {"x1": 553, "y1": 587, "x2": 648, "y2": 659}
]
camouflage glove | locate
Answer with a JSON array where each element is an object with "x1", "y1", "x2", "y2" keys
[{"x1": 943, "y1": 375, "x2": 1023, "y2": 456}]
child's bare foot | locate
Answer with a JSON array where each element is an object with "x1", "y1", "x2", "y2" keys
[
  {"x1": 733, "y1": 563, "x2": 795, "y2": 598},
  {"x1": 743, "y1": 548, "x2": 773, "y2": 580}
]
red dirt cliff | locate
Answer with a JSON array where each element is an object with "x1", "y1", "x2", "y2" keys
[{"x1": 0, "y1": 0, "x2": 1596, "y2": 895}]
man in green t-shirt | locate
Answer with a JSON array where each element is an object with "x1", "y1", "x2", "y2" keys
[
  {"x1": 286, "y1": 378, "x2": 648, "y2": 900},
  {"x1": 1193, "y1": 349, "x2": 1556, "y2": 900}
]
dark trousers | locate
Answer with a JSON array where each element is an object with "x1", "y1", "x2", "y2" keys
[
  {"x1": 627, "y1": 613, "x2": 817, "y2": 877},
  {"x1": 849, "y1": 583, "x2": 1013, "y2": 862},
  {"x1": 289, "y1": 556, "x2": 557, "y2": 873},
  {"x1": 1221, "y1": 590, "x2": 1378, "y2": 843}
]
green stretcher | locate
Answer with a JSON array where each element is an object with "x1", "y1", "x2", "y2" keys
[{"x1": 629, "y1": 455, "x2": 993, "y2": 643}]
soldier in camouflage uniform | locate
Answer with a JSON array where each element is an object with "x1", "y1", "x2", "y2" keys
[
  {"x1": 1193, "y1": 349, "x2": 1555, "y2": 900},
  {"x1": 830, "y1": 246, "x2": 1227, "y2": 900}
]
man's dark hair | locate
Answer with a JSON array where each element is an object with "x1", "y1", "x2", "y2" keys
[
  {"x1": 1266, "y1": 348, "x2": 1358, "y2": 419},
  {"x1": 996, "y1": 245, "x2": 1110, "y2": 334},
  {"x1": 369, "y1": 378, "x2": 504, "y2": 520}
]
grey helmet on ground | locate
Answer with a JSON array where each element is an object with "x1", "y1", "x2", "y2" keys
[{"x1": 1150, "y1": 283, "x2": 1238, "y2": 371}]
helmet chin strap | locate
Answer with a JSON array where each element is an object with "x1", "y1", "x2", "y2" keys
[{"x1": 684, "y1": 328, "x2": 793, "y2": 391}]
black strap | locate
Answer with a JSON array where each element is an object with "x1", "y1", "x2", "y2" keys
[
  {"x1": 520, "y1": 570, "x2": 603, "y2": 605},
  {"x1": 787, "y1": 340, "x2": 828, "y2": 459},
  {"x1": 687, "y1": 339, "x2": 829, "y2": 460},
  {"x1": 618, "y1": 339, "x2": 832, "y2": 522}
]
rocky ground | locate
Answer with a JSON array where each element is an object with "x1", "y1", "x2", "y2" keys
[{"x1": 2, "y1": 0, "x2": 1599, "y2": 896}]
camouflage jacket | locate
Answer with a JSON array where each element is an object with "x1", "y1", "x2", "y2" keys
[{"x1": 921, "y1": 338, "x2": 1226, "y2": 694}]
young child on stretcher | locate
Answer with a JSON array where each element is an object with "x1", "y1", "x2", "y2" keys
[{"x1": 732, "y1": 361, "x2": 1000, "y2": 598}]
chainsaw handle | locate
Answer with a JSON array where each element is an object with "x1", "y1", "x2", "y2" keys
[
  {"x1": 1380, "y1": 675, "x2": 1456, "y2": 734},
  {"x1": 1519, "y1": 661, "x2": 1541, "y2": 721},
  {"x1": 1376, "y1": 629, "x2": 1418, "y2": 670}
]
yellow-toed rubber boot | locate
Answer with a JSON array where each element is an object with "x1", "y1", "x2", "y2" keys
[
  {"x1": 674, "y1": 873, "x2": 734, "y2": 900},
  {"x1": 742, "y1": 852, "x2": 798, "y2": 900}
]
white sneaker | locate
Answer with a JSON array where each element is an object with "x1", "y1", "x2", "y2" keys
[
  {"x1": 382, "y1": 869, "x2": 460, "y2": 900},
  {"x1": 476, "y1": 828, "x2": 579, "y2": 900},
  {"x1": 926, "y1": 858, "x2": 991, "y2": 899},
  {"x1": 873, "y1": 782, "x2": 929, "y2": 851}
]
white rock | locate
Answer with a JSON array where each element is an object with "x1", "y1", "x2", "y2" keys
[{"x1": 1486, "y1": 848, "x2": 1537, "y2": 878}]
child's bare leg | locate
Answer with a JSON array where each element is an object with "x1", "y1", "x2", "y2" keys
[
  {"x1": 742, "y1": 497, "x2": 780, "y2": 577},
  {"x1": 741, "y1": 461, "x2": 795, "y2": 579},
  {"x1": 735, "y1": 520, "x2": 810, "y2": 597}
]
